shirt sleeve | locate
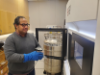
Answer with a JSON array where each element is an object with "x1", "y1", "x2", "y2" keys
[
  {"x1": 4, "y1": 36, "x2": 24, "y2": 63},
  {"x1": 31, "y1": 33, "x2": 42, "y2": 49},
  {"x1": 34, "y1": 35, "x2": 41, "y2": 48}
]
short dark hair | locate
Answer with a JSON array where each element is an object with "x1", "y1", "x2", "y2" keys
[
  {"x1": 13, "y1": 16, "x2": 25, "y2": 29},
  {"x1": 13, "y1": 16, "x2": 25, "y2": 25}
]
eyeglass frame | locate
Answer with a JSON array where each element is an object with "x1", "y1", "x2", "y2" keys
[{"x1": 19, "y1": 23, "x2": 30, "y2": 27}]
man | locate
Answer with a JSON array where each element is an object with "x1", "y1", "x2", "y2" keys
[{"x1": 4, "y1": 16, "x2": 43, "y2": 75}]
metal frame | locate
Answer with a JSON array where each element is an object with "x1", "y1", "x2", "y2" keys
[
  {"x1": 69, "y1": 33, "x2": 94, "y2": 75},
  {"x1": 35, "y1": 28, "x2": 67, "y2": 75}
]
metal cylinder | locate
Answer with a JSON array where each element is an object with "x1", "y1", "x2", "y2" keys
[{"x1": 44, "y1": 39, "x2": 62, "y2": 74}]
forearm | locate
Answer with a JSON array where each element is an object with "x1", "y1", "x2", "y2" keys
[
  {"x1": 7, "y1": 53, "x2": 24, "y2": 63},
  {"x1": 4, "y1": 46, "x2": 24, "y2": 63},
  {"x1": 4, "y1": 50, "x2": 24, "y2": 63}
]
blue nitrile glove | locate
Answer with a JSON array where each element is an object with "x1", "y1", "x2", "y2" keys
[
  {"x1": 23, "y1": 51, "x2": 42, "y2": 63},
  {"x1": 38, "y1": 52, "x2": 43, "y2": 60}
]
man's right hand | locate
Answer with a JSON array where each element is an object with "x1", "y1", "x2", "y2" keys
[{"x1": 23, "y1": 51, "x2": 43, "y2": 63}]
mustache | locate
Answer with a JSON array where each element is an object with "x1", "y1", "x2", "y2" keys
[{"x1": 23, "y1": 28, "x2": 28, "y2": 29}]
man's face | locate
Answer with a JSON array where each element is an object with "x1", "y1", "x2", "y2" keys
[{"x1": 15, "y1": 18, "x2": 28, "y2": 34}]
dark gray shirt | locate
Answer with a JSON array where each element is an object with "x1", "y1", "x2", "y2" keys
[{"x1": 4, "y1": 32, "x2": 40, "y2": 74}]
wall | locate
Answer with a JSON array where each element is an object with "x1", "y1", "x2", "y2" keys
[
  {"x1": 0, "y1": 0, "x2": 29, "y2": 35},
  {"x1": 28, "y1": 0, "x2": 67, "y2": 31},
  {"x1": 92, "y1": 0, "x2": 100, "y2": 75},
  {"x1": 0, "y1": 0, "x2": 29, "y2": 16}
]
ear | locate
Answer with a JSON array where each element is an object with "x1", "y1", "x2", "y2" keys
[{"x1": 15, "y1": 24, "x2": 18, "y2": 29}]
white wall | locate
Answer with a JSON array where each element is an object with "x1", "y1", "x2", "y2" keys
[
  {"x1": 92, "y1": 0, "x2": 100, "y2": 75},
  {"x1": 28, "y1": 0, "x2": 67, "y2": 31}
]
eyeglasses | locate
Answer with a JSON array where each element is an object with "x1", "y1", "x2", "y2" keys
[{"x1": 19, "y1": 24, "x2": 30, "y2": 27}]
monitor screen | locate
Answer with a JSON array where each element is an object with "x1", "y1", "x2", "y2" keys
[{"x1": 74, "y1": 41, "x2": 83, "y2": 69}]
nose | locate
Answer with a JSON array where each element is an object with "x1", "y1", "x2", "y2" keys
[{"x1": 24, "y1": 25, "x2": 28, "y2": 28}]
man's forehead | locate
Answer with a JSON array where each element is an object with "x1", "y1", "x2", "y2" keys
[{"x1": 20, "y1": 18, "x2": 27, "y2": 22}]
